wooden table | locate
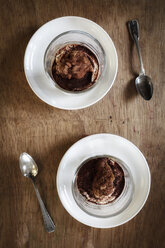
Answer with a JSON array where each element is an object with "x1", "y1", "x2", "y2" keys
[{"x1": 0, "y1": 0, "x2": 164, "y2": 247}]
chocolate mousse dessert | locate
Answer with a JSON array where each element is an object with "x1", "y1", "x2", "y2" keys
[
  {"x1": 76, "y1": 157, "x2": 125, "y2": 205},
  {"x1": 52, "y1": 44, "x2": 99, "y2": 91}
]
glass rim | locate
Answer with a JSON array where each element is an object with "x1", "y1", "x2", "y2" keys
[{"x1": 44, "y1": 29, "x2": 105, "y2": 56}]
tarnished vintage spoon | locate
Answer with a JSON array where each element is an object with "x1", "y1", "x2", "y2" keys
[
  {"x1": 19, "y1": 152, "x2": 55, "y2": 233},
  {"x1": 128, "y1": 19, "x2": 153, "y2": 100}
]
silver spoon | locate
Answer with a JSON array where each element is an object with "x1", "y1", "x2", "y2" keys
[
  {"x1": 19, "y1": 152, "x2": 55, "y2": 233},
  {"x1": 128, "y1": 19, "x2": 153, "y2": 100}
]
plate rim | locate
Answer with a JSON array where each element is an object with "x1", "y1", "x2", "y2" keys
[
  {"x1": 56, "y1": 133, "x2": 151, "y2": 228},
  {"x1": 24, "y1": 16, "x2": 118, "y2": 110}
]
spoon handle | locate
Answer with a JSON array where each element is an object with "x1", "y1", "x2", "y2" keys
[
  {"x1": 128, "y1": 19, "x2": 145, "y2": 75},
  {"x1": 31, "y1": 179, "x2": 55, "y2": 233}
]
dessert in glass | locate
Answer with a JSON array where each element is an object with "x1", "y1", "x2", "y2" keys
[
  {"x1": 73, "y1": 156, "x2": 134, "y2": 217},
  {"x1": 44, "y1": 30, "x2": 105, "y2": 93}
]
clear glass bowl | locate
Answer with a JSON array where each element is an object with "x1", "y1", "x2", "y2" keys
[
  {"x1": 72, "y1": 155, "x2": 134, "y2": 218},
  {"x1": 44, "y1": 30, "x2": 106, "y2": 93}
]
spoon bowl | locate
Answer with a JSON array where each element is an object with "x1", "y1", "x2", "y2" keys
[
  {"x1": 135, "y1": 75, "x2": 153, "y2": 100},
  {"x1": 19, "y1": 152, "x2": 38, "y2": 177}
]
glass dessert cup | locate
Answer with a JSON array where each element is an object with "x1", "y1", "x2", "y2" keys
[
  {"x1": 72, "y1": 155, "x2": 134, "y2": 218},
  {"x1": 44, "y1": 30, "x2": 105, "y2": 94}
]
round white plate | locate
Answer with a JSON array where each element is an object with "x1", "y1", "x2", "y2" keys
[
  {"x1": 24, "y1": 16, "x2": 118, "y2": 110},
  {"x1": 57, "y1": 134, "x2": 151, "y2": 228}
]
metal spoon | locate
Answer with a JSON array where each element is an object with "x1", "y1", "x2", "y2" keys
[
  {"x1": 19, "y1": 152, "x2": 55, "y2": 233},
  {"x1": 128, "y1": 19, "x2": 153, "y2": 100}
]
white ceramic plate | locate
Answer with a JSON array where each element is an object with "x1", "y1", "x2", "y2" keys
[
  {"x1": 56, "y1": 134, "x2": 151, "y2": 228},
  {"x1": 24, "y1": 16, "x2": 118, "y2": 110}
]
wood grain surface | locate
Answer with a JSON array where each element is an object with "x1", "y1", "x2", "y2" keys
[{"x1": 0, "y1": 0, "x2": 165, "y2": 247}]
